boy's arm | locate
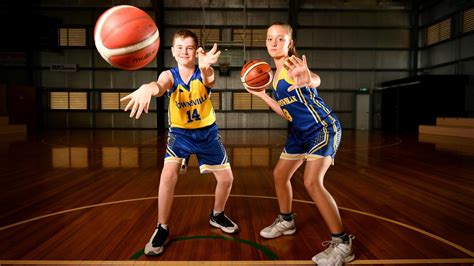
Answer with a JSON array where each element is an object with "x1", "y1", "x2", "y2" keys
[
  {"x1": 120, "y1": 70, "x2": 173, "y2": 119},
  {"x1": 200, "y1": 66, "x2": 216, "y2": 87},
  {"x1": 197, "y1": 43, "x2": 221, "y2": 87},
  {"x1": 151, "y1": 70, "x2": 173, "y2": 97}
]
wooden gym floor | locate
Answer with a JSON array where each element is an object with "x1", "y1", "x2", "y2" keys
[{"x1": 0, "y1": 129, "x2": 473, "y2": 265}]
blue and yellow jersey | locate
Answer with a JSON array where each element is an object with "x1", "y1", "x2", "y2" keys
[
  {"x1": 167, "y1": 66, "x2": 216, "y2": 129},
  {"x1": 272, "y1": 67, "x2": 339, "y2": 137}
]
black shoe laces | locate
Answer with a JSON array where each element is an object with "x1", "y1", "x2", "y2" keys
[
  {"x1": 152, "y1": 226, "x2": 169, "y2": 247},
  {"x1": 214, "y1": 212, "x2": 234, "y2": 227}
]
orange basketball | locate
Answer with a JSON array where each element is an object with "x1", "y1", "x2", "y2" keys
[
  {"x1": 94, "y1": 5, "x2": 160, "y2": 70},
  {"x1": 240, "y1": 59, "x2": 273, "y2": 91}
]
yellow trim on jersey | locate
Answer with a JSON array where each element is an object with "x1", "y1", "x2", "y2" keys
[
  {"x1": 333, "y1": 126, "x2": 340, "y2": 152},
  {"x1": 310, "y1": 90, "x2": 331, "y2": 114},
  {"x1": 273, "y1": 67, "x2": 294, "y2": 90},
  {"x1": 296, "y1": 87, "x2": 327, "y2": 127},
  {"x1": 168, "y1": 79, "x2": 216, "y2": 129},
  {"x1": 308, "y1": 127, "x2": 329, "y2": 154},
  {"x1": 166, "y1": 147, "x2": 177, "y2": 157}
]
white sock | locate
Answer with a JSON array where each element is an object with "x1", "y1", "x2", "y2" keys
[
  {"x1": 159, "y1": 223, "x2": 168, "y2": 230},
  {"x1": 213, "y1": 210, "x2": 223, "y2": 216}
]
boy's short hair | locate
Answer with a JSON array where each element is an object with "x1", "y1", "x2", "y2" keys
[{"x1": 172, "y1": 29, "x2": 199, "y2": 47}]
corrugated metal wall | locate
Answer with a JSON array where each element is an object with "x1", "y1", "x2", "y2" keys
[{"x1": 11, "y1": 0, "x2": 413, "y2": 129}]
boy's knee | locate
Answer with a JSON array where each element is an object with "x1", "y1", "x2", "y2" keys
[
  {"x1": 216, "y1": 173, "x2": 233, "y2": 187},
  {"x1": 160, "y1": 172, "x2": 178, "y2": 187}
]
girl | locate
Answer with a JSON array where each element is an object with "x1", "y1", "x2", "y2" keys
[{"x1": 244, "y1": 22, "x2": 355, "y2": 265}]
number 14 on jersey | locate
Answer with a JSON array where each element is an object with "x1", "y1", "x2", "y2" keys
[{"x1": 186, "y1": 109, "x2": 201, "y2": 123}]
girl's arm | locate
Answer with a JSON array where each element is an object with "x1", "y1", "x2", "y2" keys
[{"x1": 244, "y1": 84, "x2": 287, "y2": 120}]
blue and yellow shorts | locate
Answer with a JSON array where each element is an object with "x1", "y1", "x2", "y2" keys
[
  {"x1": 165, "y1": 123, "x2": 230, "y2": 174},
  {"x1": 281, "y1": 122, "x2": 342, "y2": 163}
]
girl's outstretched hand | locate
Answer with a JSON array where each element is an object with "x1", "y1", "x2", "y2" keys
[{"x1": 284, "y1": 55, "x2": 311, "y2": 92}]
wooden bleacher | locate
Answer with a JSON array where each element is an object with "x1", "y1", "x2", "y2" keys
[
  {"x1": 419, "y1": 117, "x2": 474, "y2": 139},
  {"x1": 419, "y1": 118, "x2": 474, "y2": 155},
  {"x1": 0, "y1": 116, "x2": 27, "y2": 137}
]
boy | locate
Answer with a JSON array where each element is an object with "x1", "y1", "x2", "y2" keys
[{"x1": 121, "y1": 29, "x2": 239, "y2": 256}]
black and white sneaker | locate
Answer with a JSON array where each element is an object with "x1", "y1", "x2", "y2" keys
[
  {"x1": 209, "y1": 211, "x2": 239, "y2": 234},
  {"x1": 144, "y1": 224, "x2": 169, "y2": 256}
]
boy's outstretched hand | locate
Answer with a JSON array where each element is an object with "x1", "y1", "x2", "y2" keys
[
  {"x1": 120, "y1": 83, "x2": 157, "y2": 119},
  {"x1": 197, "y1": 43, "x2": 221, "y2": 70}
]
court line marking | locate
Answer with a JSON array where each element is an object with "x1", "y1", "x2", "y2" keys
[
  {"x1": 1, "y1": 258, "x2": 474, "y2": 264},
  {"x1": 129, "y1": 235, "x2": 278, "y2": 260},
  {"x1": 1, "y1": 194, "x2": 472, "y2": 258}
]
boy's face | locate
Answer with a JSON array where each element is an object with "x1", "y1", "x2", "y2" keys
[{"x1": 171, "y1": 37, "x2": 197, "y2": 67}]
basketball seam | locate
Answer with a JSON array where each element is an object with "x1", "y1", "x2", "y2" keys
[
  {"x1": 94, "y1": 5, "x2": 129, "y2": 64},
  {"x1": 241, "y1": 62, "x2": 273, "y2": 90},
  {"x1": 103, "y1": 30, "x2": 159, "y2": 57},
  {"x1": 94, "y1": 5, "x2": 159, "y2": 59},
  {"x1": 246, "y1": 72, "x2": 273, "y2": 90},
  {"x1": 240, "y1": 62, "x2": 269, "y2": 83}
]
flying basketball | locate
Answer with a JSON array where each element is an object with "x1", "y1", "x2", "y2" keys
[
  {"x1": 94, "y1": 5, "x2": 160, "y2": 70},
  {"x1": 240, "y1": 59, "x2": 273, "y2": 91}
]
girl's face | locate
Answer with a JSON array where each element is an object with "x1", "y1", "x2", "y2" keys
[
  {"x1": 171, "y1": 37, "x2": 197, "y2": 66},
  {"x1": 266, "y1": 25, "x2": 292, "y2": 58}
]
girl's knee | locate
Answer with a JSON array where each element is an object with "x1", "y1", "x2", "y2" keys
[
  {"x1": 273, "y1": 169, "x2": 290, "y2": 184},
  {"x1": 304, "y1": 178, "x2": 323, "y2": 192}
]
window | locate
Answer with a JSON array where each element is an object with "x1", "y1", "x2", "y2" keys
[
  {"x1": 439, "y1": 19, "x2": 451, "y2": 41},
  {"x1": 210, "y1": 91, "x2": 220, "y2": 110},
  {"x1": 101, "y1": 92, "x2": 130, "y2": 110},
  {"x1": 189, "y1": 28, "x2": 220, "y2": 46},
  {"x1": 50, "y1": 92, "x2": 87, "y2": 110},
  {"x1": 426, "y1": 18, "x2": 451, "y2": 46},
  {"x1": 251, "y1": 94, "x2": 269, "y2": 110},
  {"x1": 59, "y1": 28, "x2": 86, "y2": 47},
  {"x1": 234, "y1": 93, "x2": 251, "y2": 110},
  {"x1": 233, "y1": 92, "x2": 270, "y2": 110},
  {"x1": 463, "y1": 7, "x2": 474, "y2": 33},
  {"x1": 233, "y1": 29, "x2": 267, "y2": 47}
]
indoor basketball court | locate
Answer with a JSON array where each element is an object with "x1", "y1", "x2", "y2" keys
[{"x1": 1, "y1": 0, "x2": 473, "y2": 265}]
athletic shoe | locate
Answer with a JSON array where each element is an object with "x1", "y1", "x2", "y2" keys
[
  {"x1": 209, "y1": 211, "x2": 239, "y2": 234},
  {"x1": 260, "y1": 214, "x2": 296, "y2": 238},
  {"x1": 312, "y1": 235, "x2": 355, "y2": 265},
  {"x1": 144, "y1": 224, "x2": 169, "y2": 256}
]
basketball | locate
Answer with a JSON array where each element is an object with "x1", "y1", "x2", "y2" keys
[
  {"x1": 240, "y1": 59, "x2": 273, "y2": 91},
  {"x1": 94, "y1": 5, "x2": 160, "y2": 70}
]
